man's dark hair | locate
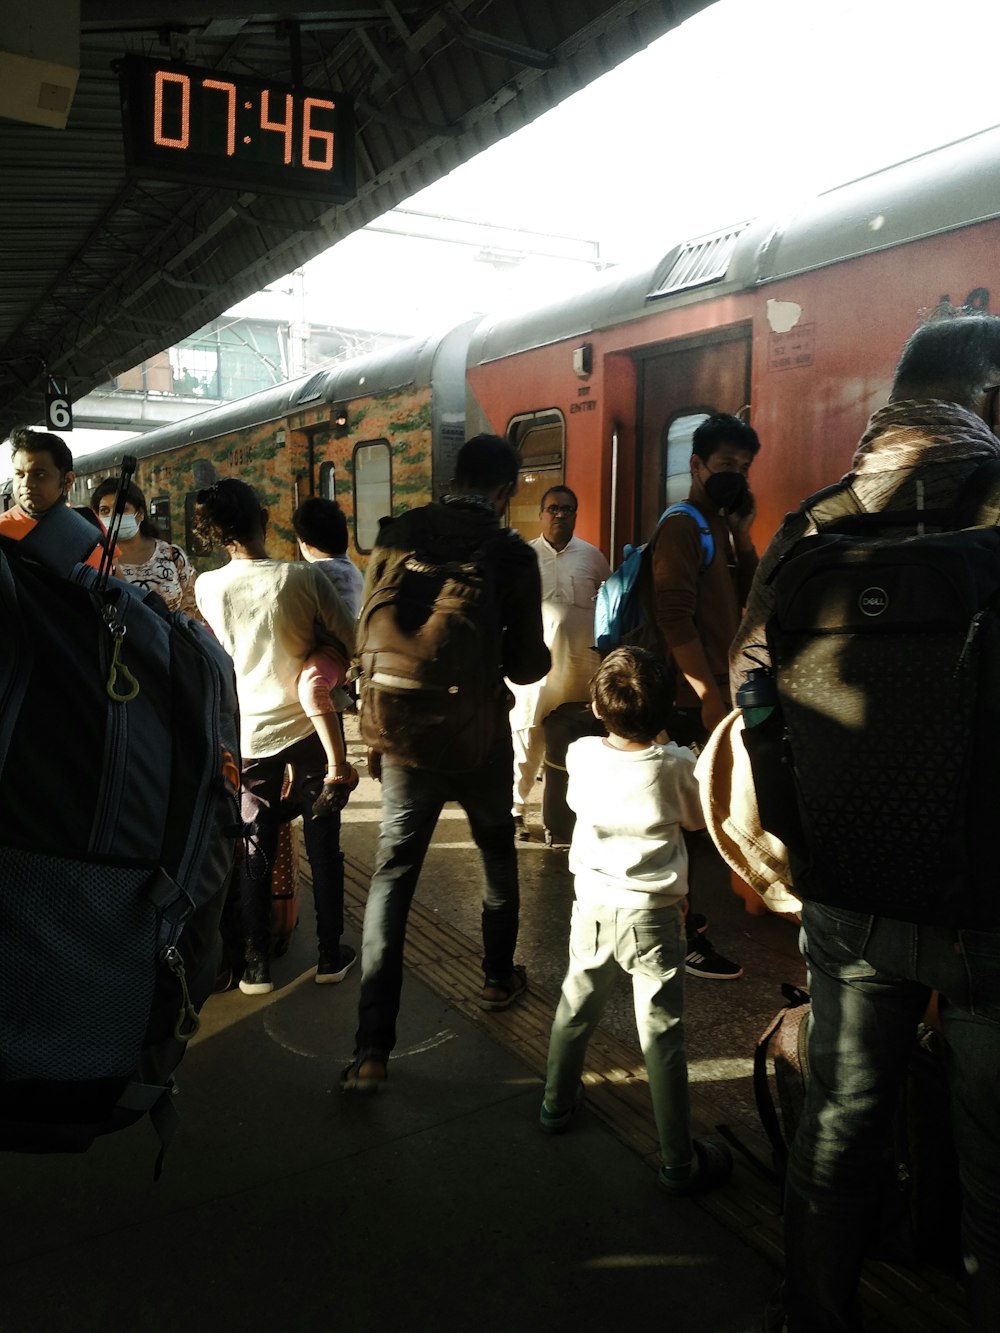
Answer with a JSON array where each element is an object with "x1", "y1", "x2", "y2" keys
[
  {"x1": 539, "y1": 485, "x2": 578, "y2": 511},
  {"x1": 90, "y1": 476, "x2": 159, "y2": 538},
  {"x1": 194, "y1": 477, "x2": 265, "y2": 549},
  {"x1": 892, "y1": 312, "x2": 1000, "y2": 408},
  {"x1": 293, "y1": 496, "x2": 349, "y2": 556},
  {"x1": 691, "y1": 414, "x2": 760, "y2": 463},
  {"x1": 9, "y1": 425, "x2": 74, "y2": 474},
  {"x1": 453, "y1": 433, "x2": 519, "y2": 492},
  {"x1": 591, "y1": 645, "x2": 673, "y2": 745}
]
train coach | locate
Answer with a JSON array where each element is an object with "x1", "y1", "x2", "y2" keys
[{"x1": 70, "y1": 122, "x2": 1000, "y2": 566}]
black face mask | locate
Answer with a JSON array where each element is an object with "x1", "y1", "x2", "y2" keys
[{"x1": 703, "y1": 470, "x2": 749, "y2": 514}]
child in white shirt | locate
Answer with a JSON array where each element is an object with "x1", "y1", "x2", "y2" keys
[{"x1": 540, "y1": 645, "x2": 732, "y2": 1195}]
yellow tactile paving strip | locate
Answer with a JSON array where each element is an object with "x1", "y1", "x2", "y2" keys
[{"x1": 298, "y1": 847, "x2": 970, "y2": 1332}]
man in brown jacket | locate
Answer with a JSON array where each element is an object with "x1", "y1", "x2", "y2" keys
[{"x1": 649, "y1": 412, "x2": 761, "y2": 979}]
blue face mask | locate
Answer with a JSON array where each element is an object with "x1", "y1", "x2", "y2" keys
[{"x1": 116, "y1": 513, "x2": 141, "y2": 541}]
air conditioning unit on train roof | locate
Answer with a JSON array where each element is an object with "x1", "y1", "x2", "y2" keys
[{"x1": 647, "y1": 224, "x2": 748, "y2": 300}]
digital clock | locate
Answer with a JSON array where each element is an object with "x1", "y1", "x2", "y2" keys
[{"x1": 118, "y1": 55, "x2": 356, "y2": 204}]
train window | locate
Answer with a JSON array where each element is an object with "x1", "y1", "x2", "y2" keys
[
  {"x1": 353, "y1": 440, "x2": 392, "y2": 552},
  {"x1": 664, "y1": 413, "x2": 710, "y2": 506},
  {"x1": 507, "y1": 410, "x2": 565, "y2": 537},
  {"x1": 149, "y1": 496, "x2": 171, "y2": 542},
  {"x1": 319, "y1": 460, "x2": 336, "y2": 501}
]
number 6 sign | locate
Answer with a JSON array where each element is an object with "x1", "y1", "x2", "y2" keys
[{"x1": 45, "y1": 379, "x2": 73, "y2": 431}]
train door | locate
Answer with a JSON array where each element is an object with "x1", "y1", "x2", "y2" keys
[
  {"x1": 507, "y1": 409, "x2": 566, "y2": 540},
  {"x1": 634, "y1": 327, "x2": 752, "y2": 539}
]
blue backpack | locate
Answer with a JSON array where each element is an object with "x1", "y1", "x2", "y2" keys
[{"x1": 594, "y1": 502, "x2": 714, "y2": 654}]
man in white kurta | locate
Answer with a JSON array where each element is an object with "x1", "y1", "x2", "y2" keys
[{"x1": 509, "y1": 486, "x2": 611, "y2": 827}]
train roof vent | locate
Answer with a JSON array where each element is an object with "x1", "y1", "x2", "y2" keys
[
  {"x1": 293, "y1": 370, "x2": 328, "y2": 405},
  {"x1": 647, "y1": 224, "x2": 747, "y2": 298}
]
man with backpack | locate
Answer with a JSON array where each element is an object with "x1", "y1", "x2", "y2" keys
[
  {"x1": 345, "y1": 434, "x2": 549, "y2": 1091},
  {"x1": 733, "y1": 313, "x2": 1000, "y2": 1333},
  {"x1": 1, "y1": 427, "x2": 107, "y2": 570},
  {"x1": 649, "y1": 412, "x2": 762, "y2": 980}
]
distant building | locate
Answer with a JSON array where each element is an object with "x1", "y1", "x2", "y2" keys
[{"x1": 76, "y1": 316, "x2": 410, "y2": 433}]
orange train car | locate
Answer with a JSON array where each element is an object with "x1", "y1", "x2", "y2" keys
[{"x1": 71, "y1": 123, "x2": 1000, "y2": 565}]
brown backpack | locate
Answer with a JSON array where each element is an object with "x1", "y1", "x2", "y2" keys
[{"x1": 355, "y1": 532, "x2": 508, "y2": 771}]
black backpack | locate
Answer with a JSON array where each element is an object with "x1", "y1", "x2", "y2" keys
[
  {"x1": 0, "y1": 502, "x2": 241, "y2": 1174},
  {"x1": 753, "y1": 459, "x2": 1000, "y2": 926},
  {"x1": 355, "y1": 510, "x2": 510, "y2": 771}
]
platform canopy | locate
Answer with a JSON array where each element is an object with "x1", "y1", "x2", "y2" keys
[{"x1": 0, "y1": 1, "x2": 713, "y2": 432}]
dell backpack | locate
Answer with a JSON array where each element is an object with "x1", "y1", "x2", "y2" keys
[
  {"x1": 0, "y1": 497, "x2": 241, "y2": 1174},
  {"x1": 754, "y1": 459, "x2": 1000, "y2": 926},
  {"x1": 594, "y1": 502, "x2": 714, "y2": 654}
]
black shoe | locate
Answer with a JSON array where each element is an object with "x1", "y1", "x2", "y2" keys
[
  {"x1": 513, "y1": 814, "x2": 530, "y2": 841},
  {"x1": 684, "y1": 919, "x2": 743, "y2": 979},
  {"x1": 315, "y1": 944, "x2": 357, "y2": 985},
  {"x1": 342, "y1": 1048, "x2": 389, "y2": 1093},
  {"x1": 658, "y1": 1139, "x2": 733, "y2": 1196},
  {"x1": 239, "y1": 946, "x2": 273, "y2": 995}
]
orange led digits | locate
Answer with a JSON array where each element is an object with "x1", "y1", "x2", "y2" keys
[
  {"x1": 303, "y1": 98, "x2": 335, "y2": 169},
  {"x1": 153, "y1": 70, "x2": 190, "y2": 149},
  {"x1": 202, "y1": 79, "x2": 237, "y2": 156},
  {"x1": 121, "y1": 55, "x2": 356, "y2": 202},
  {"x1": 260, "y1": 90, "x2": 294, "y2": 164}
]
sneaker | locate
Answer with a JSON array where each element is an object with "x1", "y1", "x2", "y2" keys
[
  {"x1": 539, "y1": 1084, "x2": 583, "y2": 1135},
  {"x1": 312, "y1": 766, "x2": 360, "y2": 818},
  {"x1": 685, "y1": 928, "x2": 744, "y2": 980},
  {"x1": 238, "y1": 948, "x2": 273, "y2": 995},
  {"x1": 544, "y1": 830, "x2": 571, "y2": 851},
  {"x1": 657, "y1": 1139, "x2": 733, "y2": 1196},
  {"x1": 513, "y1": 814, "x2": 530, "y2": 842},
  {"x1": 479, "y1": 965, "x2": 528, "y2": 1011},
  {"x1": 341, "y1": 1048, "x2": 389, "y2": 1093},
  {"x1": 315, "y1": 944, "x2": 357, "y2": 985}
]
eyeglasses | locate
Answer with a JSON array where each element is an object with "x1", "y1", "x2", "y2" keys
[{"x1": 543, "y1": 504, "x2": 577, "y2": 516}]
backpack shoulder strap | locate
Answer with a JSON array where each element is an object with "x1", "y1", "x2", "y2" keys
[
  {"x1": 799, "y1": 476, "x2": 864, "y2": 530},
  {"x1": 17, "y1": 505, "x2": 103, "y2": 575},
  {"x1": 660, "y1": 501, "x2": 715, "y2": 569}
]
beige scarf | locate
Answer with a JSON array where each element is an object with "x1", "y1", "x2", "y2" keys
[{"x1": 852, "y1": 399, "x2": 1000, "y2": 473}]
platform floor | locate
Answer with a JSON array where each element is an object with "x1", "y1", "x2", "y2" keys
[{"x1": 0, "y1": 723, "x2": 970, "y2": 1333}]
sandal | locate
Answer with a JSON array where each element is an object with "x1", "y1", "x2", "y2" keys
[
  {"x1": 479, "y1": 965, "x2": 528, "y2": 1011},
  {"x1": 313, "y1": 765, "x2": 360, "y2": 818},
  {"x1": 341, "y1": 1048, "x2": 389, "y2": 1093}
]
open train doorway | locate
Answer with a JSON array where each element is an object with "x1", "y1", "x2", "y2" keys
[
  {"x1": 633, "y1": 327, "x2": 752, "y2": 539},
  {"x1": 507, "y1": 408, "x2": 566, "y2": 540}
]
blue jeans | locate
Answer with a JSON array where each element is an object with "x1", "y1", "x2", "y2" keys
[
  {"x1": 784, "y1": 902, "x2": 1000, "y2": 1332},
  {"x1": 544, "y1": 901, "x2": 691, "y2": 1168},
  {"x1": 239, "y1": 732, "x2": 344, "y2": 954},
  {"x1": 355, "y1": 740, "x2": 519, "y2": 1054}
]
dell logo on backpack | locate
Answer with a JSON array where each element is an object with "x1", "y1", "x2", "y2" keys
[{"x1": 859, "y1": 587, "x2": 889, "y2": 616}]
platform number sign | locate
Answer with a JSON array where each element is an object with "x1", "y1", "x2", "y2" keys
[{"x1": 45, "y1": 379, "x2": 73, "y2": 431}]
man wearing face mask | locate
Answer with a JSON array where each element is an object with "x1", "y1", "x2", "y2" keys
[{"x1": 648, "y1": 412, "x2": 761, "y2": 979}]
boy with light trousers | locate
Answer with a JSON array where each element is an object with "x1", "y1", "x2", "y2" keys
[{"x1": 540, "y1": 645, "x2": 732, "y2": 1194}]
